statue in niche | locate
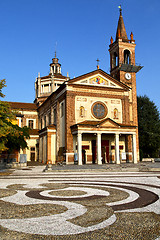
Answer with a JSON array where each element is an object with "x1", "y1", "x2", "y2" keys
[
  {"x1": 114, "y1": 108, "x2": 118, "y2": 119},
  {"x1": 80, "y1": 106, "x2": 85, "y2": 117}
]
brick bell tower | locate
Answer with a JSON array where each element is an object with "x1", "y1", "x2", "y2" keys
[
  {"x1": 109, "y1": 7, "x2": 142, "y2": 127},
  {"x1": 109, "y1": 7, "x2": 143, "y2": 162}
]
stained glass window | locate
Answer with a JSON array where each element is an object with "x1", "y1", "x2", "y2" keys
[{"x1": 91, "y1": 102, "x2": 107, "y2": 119}]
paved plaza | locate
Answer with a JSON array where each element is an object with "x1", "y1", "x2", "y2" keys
[{"x1": 0, "y1": 165, "x2": 160, "y2": 239}]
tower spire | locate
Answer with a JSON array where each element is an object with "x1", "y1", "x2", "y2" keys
[{"x1": 116, "y1": 6, "x2": 128, "y2": 42}]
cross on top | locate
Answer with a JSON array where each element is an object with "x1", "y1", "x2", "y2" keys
[
  {"x1": 96, "y1": 58, "x2": 100, "y2": 69},
  {"x1": 118, "y1": 5, "x2": 122, "y2": 15}
]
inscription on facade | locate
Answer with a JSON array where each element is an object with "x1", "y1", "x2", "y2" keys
[
  {"x1": 111, "y1": 100, "x2": 120, "y2": 104},
  {"x1": 77, "y1": 97, "x2": 87, "y2": 102}
]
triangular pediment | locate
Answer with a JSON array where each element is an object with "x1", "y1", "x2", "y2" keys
[
  {"x1": 99, "y1": 118, "x2": 120, "y2": 128},
  {"x1": 75, "y1": 118, "x2": 121, "y2": 128},
  {"x1": 72, "y1": 74, "x2": 122, "y2": 89},
  {"x1": 68, "y1": 69, "x2": 129, "y2": 90}
]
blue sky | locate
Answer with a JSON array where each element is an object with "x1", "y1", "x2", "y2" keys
[{"x1": 0, "y1": 0, "x2": 160, "y2": 110}]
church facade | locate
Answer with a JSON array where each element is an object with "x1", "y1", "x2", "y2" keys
[{"x1": 7, "y1": 9, "x2": 142, "y2": 165}]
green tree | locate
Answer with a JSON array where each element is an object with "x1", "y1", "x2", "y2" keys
[
  {"x1": 0, "y1": 79, "x2": 29, "y2": 154},
  {"x1": 0, "y1": 80, "x2": 16, "y2": 152},
  {"x1": 137, "y1": 95, "x2": 160, "y2": 159},
  {"x1": 5, "y1": 125, "x2": 30, "y2": 155},
  {"x1": 0, "y1": 79, "x2": 6, "y2": 98}
]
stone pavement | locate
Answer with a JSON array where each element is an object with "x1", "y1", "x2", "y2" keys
[
  {"x1": 0, "y1": 165, "x2": 160, "y2": 239},
  {"x1": 1, "y1": 161, "x2": 160, "y2": 174},
  {"x1": 48, "y1": 162, "x2": 160, "y2": 172}
]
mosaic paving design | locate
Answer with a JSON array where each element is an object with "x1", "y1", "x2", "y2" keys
[{"x1": 0, "y1": 172, "x2": 160, "y2": 239}]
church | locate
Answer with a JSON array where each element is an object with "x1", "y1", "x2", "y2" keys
[{"x1": 7, "y1": 9, "x2": 142, "y2": 165}]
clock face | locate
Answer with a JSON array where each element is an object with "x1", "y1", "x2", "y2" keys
[{"x1": 125, "y1": 73, "x2": 131, "y2": 80}]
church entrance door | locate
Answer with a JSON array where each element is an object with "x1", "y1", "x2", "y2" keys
[
  {"x1": 102, "y1": 140, "x2": 109, "y2": 163},
  {"x1": 92, "y1": 140, "x2": 109, "y2": 164},
  {"x1": 82, "y1": 149, "x2": 86, "y2": 164},
  {"x1": 92, "y1": 140, "x2": 96, "y2": 164}
]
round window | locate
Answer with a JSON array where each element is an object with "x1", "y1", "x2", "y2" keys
[{"x1": 91, "y1": 102, "x2": 108, "y2": 119}]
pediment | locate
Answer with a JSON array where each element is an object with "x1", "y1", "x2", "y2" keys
[
  {"x1": 99, "y1": 118, "x2": 120, "y2": 128},
  {"x1": 74, "y1": 74, "x2": 122, "y2": 89},
  {"x1": 68, "y1": 69, "x2": 129, "y2": 90}
]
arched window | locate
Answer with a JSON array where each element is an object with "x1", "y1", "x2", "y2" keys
[
  {"x1": 124, "y1": 50, "x2": 131, "y2": 64},
  {"x1": 44, "y1": 115, "x2": 46, "y2": 128},
  {"x1": 48, "y1": 113, "x2": 51, "y2": 125},
  {"x1": 80, "y1": 106, "x2": 85, "y2": 117},
  {"x1": 113, "y1": 52, "x2": 118, "y2": 68},
  {"x1": 41, "y1": 118, "x2": 43, "y2": 129},
  {"x1": 61, "y1": 102, "x2": 64, "y2": 117},
  {"x1": 53, "y1": 108, "x2": 56, "y2": 124},
  {"x1": 113, "y1": 108, "x2": 118, "y2": 119},
  {"x1": 28, "y1": 120, "x2": 34, "y2": 129}
]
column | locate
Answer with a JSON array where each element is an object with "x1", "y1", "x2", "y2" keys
[
  {"x1": 51, "y1": 79, "x2": 53, "y2": 92},
  {"x1": 77, "y1": 133, "x2": 82, "y2": 165},
  {"x1": 132, "y1": 134, "x2": 137, "y2": 164},
  {"x1": 39, "y1": 137, "x2": 42, "y2": 162},
  {"x1": 97, "y1": 133, "x2": 102, "y2": 165},
  {"x1": 51, "y1": 133, "x2": 56, "y2": 164},
  {"x1": 37, "y1": 79, "x2": 40, "y2": 97},
  {"x1": 115, "y1": 133, "x2": 120, "y2": 164},
  {"x1": 43, "y1": 136, "x2": 47, "y2": 164}
]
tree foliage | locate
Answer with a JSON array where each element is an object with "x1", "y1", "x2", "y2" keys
[
  {"x1": 5, "y1": 125, "x2": 30, "y2": 154},
  {"x1": 0, "y1": 79, "x2": 6, "y2": 98},
  {"x1": 0, "y1": 79, "x2": 29, "y2": 153},
  {"x1": 137, "y1": 95, "x2": 160, "y2": 159}
]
